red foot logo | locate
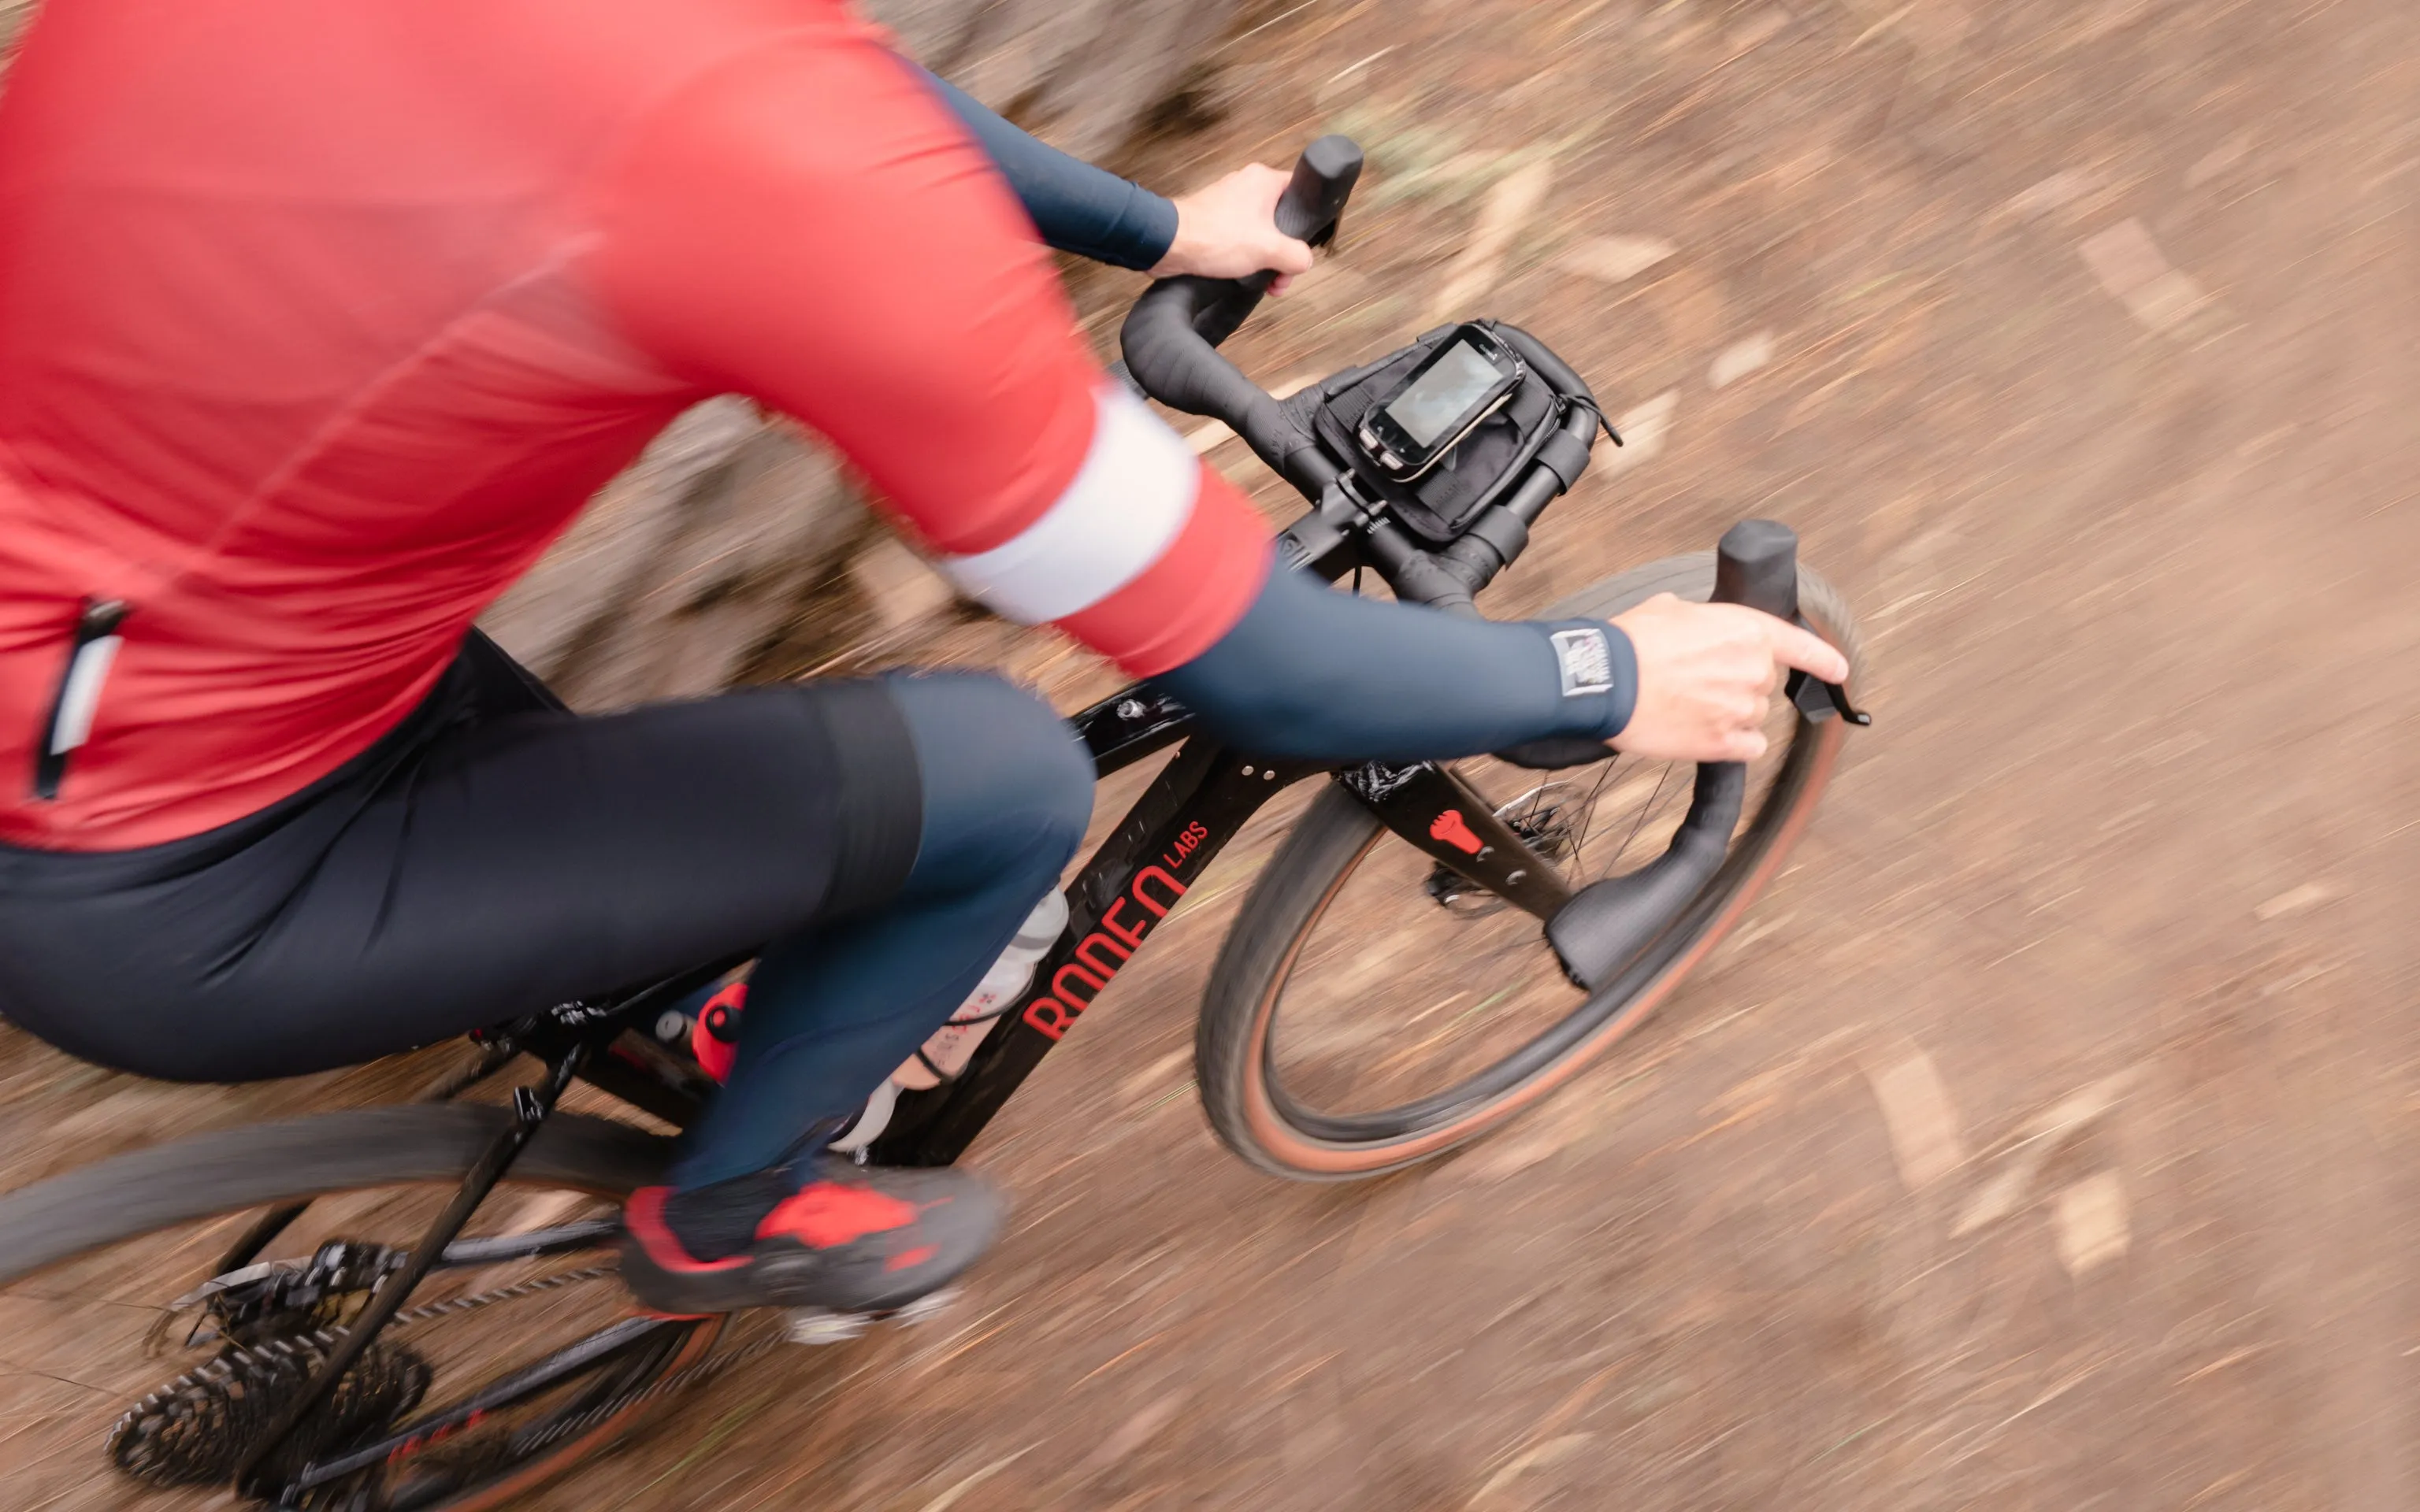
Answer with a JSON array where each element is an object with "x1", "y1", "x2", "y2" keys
[{"x1": 1430, "y1": 810, "x2": 1484, "y2": 854}]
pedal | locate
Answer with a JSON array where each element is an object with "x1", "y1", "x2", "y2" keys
[
  {"x1": 886, "y1": 1286, "x2": 961, "y2": 1328},
  {"x1": 781, "y1": 1308, "x2": 873, "y2": 1346},
  {"x1": 780, "y1": 1286, "x2": 960, "y2": 1347}
]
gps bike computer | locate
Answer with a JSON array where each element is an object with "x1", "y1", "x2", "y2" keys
[{"x1": 1355, "y1": 323, "x2": 1525, "y2": 480}]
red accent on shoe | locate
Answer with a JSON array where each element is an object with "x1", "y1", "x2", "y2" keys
[
  {"x1": 691, "y1": 983, "x2": 747, "y2": 1084},
  {"x1": 886, "y1": 1243, "x2": 939, "y2": 1272},
  {"x1": 625, "y1": 1187, "x2": 750, "y2": 1273},
  {"x1": 757, "y1": 1180, "x2": 920, "y2": 1250}
]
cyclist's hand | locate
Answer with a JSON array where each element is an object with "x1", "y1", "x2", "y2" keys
[
  {"x1": 1151, "y1": 163, "x2": 1317, "y2": 292},
  {"x1": 1609, "y1": 595, "x2": 1850, "y2": 762}
]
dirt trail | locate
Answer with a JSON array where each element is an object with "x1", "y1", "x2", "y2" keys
[{"x1": 6, "y1": 0, "x2": 2420, "y2": 1506}]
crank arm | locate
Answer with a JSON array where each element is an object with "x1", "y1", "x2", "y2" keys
[
  {"x1": 436, "y1": 1216, "x2": 624, "y2": 1269},
  {"x1": 291, "y1": 1315, "x2": 682, "y2": 1489},
  {"x1": 1334, "y1": 761, "x2": 1575, "y2": 920}
]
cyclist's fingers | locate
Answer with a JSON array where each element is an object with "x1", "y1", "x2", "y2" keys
[
  {"x1": 1720, "y1": 727, "x2": 1771, "y2": 762},
  {"x1": 1264, "y1": 236, "x2": 1316, "y2": 276},
  {"x1": 1763, "y1": 617, "x2": 1850, "y2": 684}
]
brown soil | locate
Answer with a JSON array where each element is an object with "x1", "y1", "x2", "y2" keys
[{"x1": 6, "y1": 0, "x2": 2420, "y2": 1506}]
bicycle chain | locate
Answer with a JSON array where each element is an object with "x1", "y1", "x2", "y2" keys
[
  {"x1": 514, "y1": 1286, "x2": 966, "y2": 1457},
  {"x1": 388, "y1": 1260, "x2": 622, "y2": 1329},
  {"x1": 106, "y1": 1259, "x2": 625, "y2": 1491},
  {"x1": 508, "y1": 1322, "x2": 785, "y2": 1459}
]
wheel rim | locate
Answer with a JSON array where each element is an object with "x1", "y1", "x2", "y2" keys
[
  {"x1": 1228, "y1": 561, "x2": 1861, "y2": 1174},
  {"x1": 1251, "y1": 706, "x2": 1835, "y2": 1137},
  {"x1": 0, "y1": 1172, "x2": 711, "y2": 1510}
]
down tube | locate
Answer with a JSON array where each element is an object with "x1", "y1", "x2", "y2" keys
[{"x1": 871, "y1": 742, "x2": 1316, "y2": 1166}]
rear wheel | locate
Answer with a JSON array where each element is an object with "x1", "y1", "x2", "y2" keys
[
  {"x1": 1195, "y1": 553, "x2": 1865, "y2": 1180},
  {"x1": 0, "y1": 1104, "x2": 727, "y2": 1511}
]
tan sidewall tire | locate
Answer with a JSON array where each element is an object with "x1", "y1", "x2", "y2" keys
[{"x1": 1196, "y1": 556, "x2": 1865, "y2": 1180}]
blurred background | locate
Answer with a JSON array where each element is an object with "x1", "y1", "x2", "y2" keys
[{"x1": 5, "y1": 0, "x2": 2420, "y2": 1506}]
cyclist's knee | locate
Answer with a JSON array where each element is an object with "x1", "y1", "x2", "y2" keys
[
  {"x1": 885, "y1": 671, "x2": 1091, "y2": 878},
  {"x1": 1001, "y1": 688, "x2": 1093, "y2": 859}
]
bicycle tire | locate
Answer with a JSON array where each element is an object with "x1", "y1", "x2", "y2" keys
[
  {"x1": 0, "y1": 1104, "x2": 714, "y2": 1512},
  {"x1": 1195, "y1": 553, "x2": 1865, "y2": 1180}
]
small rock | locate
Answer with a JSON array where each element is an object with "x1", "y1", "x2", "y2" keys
[
  {"x1": 1120, "y1": 1048, "x2": 1190, "y2": 1103},
  {"x1": 2003, "y1": 169, "x2": 2101, "y2": 220},
  {"x1": 1709, "y1": 331, "x2": 1776, "y2": 388},
  {"x1": 2255, "y1": 882, "x2": 2333, "y2": 921},
  {"x1": 1470, "y1": 1433, "x2": 1594, "y2": 1504},
  {"x1": 2054, "y1": 1170, "x2": 2130, "y2": 1276},
  {"x1": 1553, "y1": 235, "x2": 1679, "y2": 285},
  {"x1": 1954, "y1": 1067, "x2": 2138, "y2": 1235},
  {"x1": 1601, "y1": 391, "x2": 1680, "y2": 477},
  {"x1": 1428, "y1": 160, "x2": 1557, "y2": 321},
  {"x1": 1867, "y1": 1049, "x2": 1966, "y2": 1191},
  {"x1": 2079, "y1": 219, "x2": 2209, "y2": 333},
  {"x1": 1080, "y1": 1393, "x2": 1186, "y2": 1475},
  {"x1": 917, "y1": 1446, "x2": 1032, "y2": 1512}
]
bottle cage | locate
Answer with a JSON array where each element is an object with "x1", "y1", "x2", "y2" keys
[{"x1": 1305, "y1": 320, "x2": 1590, "y2": 547}]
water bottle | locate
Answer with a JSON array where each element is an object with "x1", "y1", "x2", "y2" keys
[{"x1": 826, "y1": 890, "x2": 1067, "y2": 1154}]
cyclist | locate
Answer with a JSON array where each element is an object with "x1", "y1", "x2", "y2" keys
[{"x1": 0, "y1": 0, "x2": 1845, "y2": 1318}]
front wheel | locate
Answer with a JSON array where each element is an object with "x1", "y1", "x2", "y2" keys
[{"x1": 1194, "y1": 553, "x2": 1866, "y2": 1180}]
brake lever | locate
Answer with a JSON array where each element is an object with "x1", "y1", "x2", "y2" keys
[{"x1": 1787, "y1": 666, "x2": 1872, "y2": 726}]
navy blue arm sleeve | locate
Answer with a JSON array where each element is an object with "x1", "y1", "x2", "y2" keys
[
  {"x1": 1153, "y1": 563, "x2": 1639, "y2": 762},
  {"x1": 915, "y1": 66, "x2": 1178, "y2": 272}
]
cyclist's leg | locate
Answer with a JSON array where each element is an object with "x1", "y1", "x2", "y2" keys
[
  {"x1": 668, "y1": 670, "x2": 1090, "y2": 1192},
  {"x1": 0, "y1": 651, "x2": 1039, "y2": 1091},
  {"x1": 0, "y1": 645, "x2": 1088, "y2": 1313},
  {"x1": 627, "y1": 672, "x2": 1090, "y2": 1283}
]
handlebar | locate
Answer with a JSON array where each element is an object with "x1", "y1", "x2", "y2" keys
[
  {"x1": 1119, "y1": 134, "x2": 1608, "y2": 617},
  {"x1": 1119, "y1": 136, "x2": 1362, "y2": 494},
  {"x1": 1710, "y1": 519, "x2": 1799, "y2": 619}
]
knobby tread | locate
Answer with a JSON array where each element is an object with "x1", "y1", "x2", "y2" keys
[{"x1": 0, "y1": 1104, "x2": 673, "y2": 1281}]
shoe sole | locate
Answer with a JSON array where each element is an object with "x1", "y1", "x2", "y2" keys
[{"x1": 782, "y1": 1285, "x2": 962, "y2": 1345}]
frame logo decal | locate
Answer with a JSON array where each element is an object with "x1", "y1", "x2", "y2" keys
[
  {"x1": 1160, "y1": 820, "x2": 1210, "y2": 872},
  {"x1": 1429, "y1": 810, "x2": 1484, "y2": 854},
  {"x1": 1023, "y1": 862, "x2": 1190, "y2": 1040}
]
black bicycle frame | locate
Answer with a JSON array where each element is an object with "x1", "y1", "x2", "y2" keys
[{"x1": 863, "y1": 685, "x2": 1572, "y2": 1166}]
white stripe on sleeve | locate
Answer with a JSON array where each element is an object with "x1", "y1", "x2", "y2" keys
[{"x1": 936, "y1": 384, "x2": 1198, "y2": 624}]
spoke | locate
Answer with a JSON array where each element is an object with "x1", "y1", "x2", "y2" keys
[
  {"x1": 0, "y1": 1359, "x2": 113, "y2": 1395},
  {"x1": 1564, "y1": 757, "x2": 1621, "y2": 872},
  {"x1": 1601, "y1": 762, "x2": 1674, "y2": 880},
  {"x1": 1516, "y1": 773, "x2": 1553, "y2": 828}
]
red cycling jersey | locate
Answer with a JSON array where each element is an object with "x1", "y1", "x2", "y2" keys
[{"x1": 0, "y1": 0, "x2": 1270, "y2": 850}]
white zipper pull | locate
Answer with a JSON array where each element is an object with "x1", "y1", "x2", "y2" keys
[{"x1": 33, "y1": 598, "x2": 128, "y2": 801}]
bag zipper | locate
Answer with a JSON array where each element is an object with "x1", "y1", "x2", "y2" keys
[{"x1": 32, "y1": 597, "x2": 128, "y2": 802}]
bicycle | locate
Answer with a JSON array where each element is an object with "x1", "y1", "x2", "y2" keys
[{"x1": 0, "y1": 135, "x2": 1867, "y2": 1510}]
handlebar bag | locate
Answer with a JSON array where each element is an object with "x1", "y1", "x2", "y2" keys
[{"x1": 1307, "y1": 320, "x2": 1564, "y2": 547}]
